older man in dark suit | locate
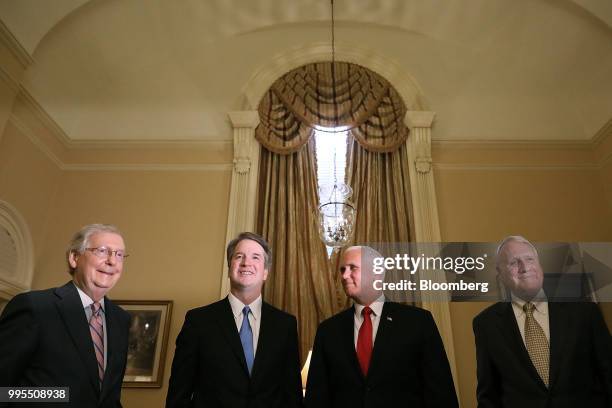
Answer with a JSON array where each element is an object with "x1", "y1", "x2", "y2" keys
[
  {"x1": 0, "y1": 224, "x2": 131, "y2": 408},
  {"x1": 305, "y1": 245, "x2": 458, "y2": 408},
  {"x1": 473, "y1": 235, "x2": 612, "y2": 408},
  {"x1": 166, "y1": 232, "x2": 302, "y2": 408}
]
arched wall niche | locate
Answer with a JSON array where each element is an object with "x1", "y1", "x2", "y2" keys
[{"x1": 0, "y1": 200, "x2": 34, "y2": 305}]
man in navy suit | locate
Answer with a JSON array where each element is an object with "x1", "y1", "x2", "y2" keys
[
  {"x1": 473, "y1": 235, "x2": 612, "y2": 408},
  {"x1": 0, "y1": 224, "x2": 131, "y2": 408},
  {"x1": 305, "y1": 245, "x2": 458, "y2": 408},
  {"x1": 166, "y1": 232, "x2": 302, "y2": 408}
]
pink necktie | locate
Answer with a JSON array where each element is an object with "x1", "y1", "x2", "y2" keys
[{"x1": 89, "y1": 302, "x2": 105, "y2": 386}]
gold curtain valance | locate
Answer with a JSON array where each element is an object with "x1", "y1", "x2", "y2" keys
[{"x1": 256, "y1": 62, "x2": 409, "y2": 154}]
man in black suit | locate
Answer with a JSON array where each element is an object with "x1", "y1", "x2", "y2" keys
[
  {"x1": 305, "y1": 246, "x2": 458, "y2": 408},
  {"x1": 166, "y1": 232, "x2": 302, "y2": 408},
  {"x1": 473, "y1": 235, "x2": 612, "y2": 408},
  {"x1": 0, "y1": 224, "x2": 131, "y2": 408}
]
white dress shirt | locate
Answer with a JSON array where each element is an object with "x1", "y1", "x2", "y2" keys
[
  {"x1": 228, "y1": 292, "x2": 262, "y2": 356},
  {"x1": 510, "y1": 290, "x2": 550, "y2": 345},
  {"x1": 75, "y1": 284, "x2": 108, "y2": 369},
  {"x1": 353, "y1": 295, "x2": 385, "y2": 348}
]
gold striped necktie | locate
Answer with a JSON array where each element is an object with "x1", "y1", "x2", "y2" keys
[{"x1": 523, "y1": 301, "x2": 549, "y2": 386}]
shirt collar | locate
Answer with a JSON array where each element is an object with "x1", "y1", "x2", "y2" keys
[
  {"x1": 74, "y1": 282, "x2": 105, "y2": 312},
  {"x1": 511, "y1": 289, "x2": 547, "y2": 315},
  {"x1": 354, "y1": 294, "x2": 385, "y2": 318},
  {"x1": 228, "y1": 292, "x2": 262, "y2": 321}
]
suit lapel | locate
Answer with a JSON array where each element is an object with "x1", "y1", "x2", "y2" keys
[
  {"x1": 340, "y1": 307, "x2": 363, "y2": 381},
  {"x1": 366, "y1": 302, "x2": 392, "y2": 382},
  {"x1": 100, "y1": 299, "x2": 122, "y2": 402},
  {"x1": 548, "y1": 302, "x2": 567, "y2": 389},
  {"x1": 250, "y1": 302, "x2": 273, "y2": 381},
  {"x1": 215, "y1": 297, "x2": 249, "y2": 376},
  {"x1": 495, "y1": 302, "x2": 547, "y2": 390},
  {"x1": 54, "y1": 282, "x2": 100, "y2": 394}
]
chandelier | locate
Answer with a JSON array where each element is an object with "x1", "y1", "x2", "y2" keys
[{"x1": 316, "y1": 0, "x2": 356, "y2": 248}]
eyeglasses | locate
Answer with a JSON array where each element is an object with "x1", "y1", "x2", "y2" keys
[{"x1": 85, "y1": 247, "x2": 129, "y2": 261}]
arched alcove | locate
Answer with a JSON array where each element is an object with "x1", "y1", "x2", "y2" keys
[
  {"x1": 0, "y1": 200, "x2": 34, "y2": 304},
  {"x1": 223, "y1": 43, "x2": 458, "y2": 395},
  {"x1": 242, "y1": 41, "x2": 428, "y2": 112}
]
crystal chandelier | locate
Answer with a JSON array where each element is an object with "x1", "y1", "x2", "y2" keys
[{"x1": 316, "y1": 0, "x2": 356, "y2": 248}]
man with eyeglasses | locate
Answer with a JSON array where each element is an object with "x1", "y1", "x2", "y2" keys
[{"x1": 0, "y1": 224, "x2": 131, "y2": 407}]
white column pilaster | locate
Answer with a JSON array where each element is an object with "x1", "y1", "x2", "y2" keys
[
  {"x1": 405, "y1": 111, "x2": 460, "y2": 402},
  {"x1": 219, "y1": 111, "x2": 261, "y2": 298}
]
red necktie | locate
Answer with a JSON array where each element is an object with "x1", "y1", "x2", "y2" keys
[{"x1": 356, "y1": 306, "x2": 373, "y2": 376}]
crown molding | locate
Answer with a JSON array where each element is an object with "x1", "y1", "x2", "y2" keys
[
  {"x1": 592, "y1": 118, "x2": 612, "y2": 147},
  {"x1": 431, "y1": 139, "x2": 592, "y2": 149},
  {"x1": 0, "y1": 65, "x2": 20, "y2": 93},
  {"x1": 8, "y1": 113, "x2": 64, "y2": 168},
  {"x1": 433, "y1": 163, "x2": 599, "y2": 171},
  {"x1": 61, "y1": 163, "x2": 232, "y2": 172},
  {"x1": 0, "y1": 19, "x2": 33, "y2": 69}
]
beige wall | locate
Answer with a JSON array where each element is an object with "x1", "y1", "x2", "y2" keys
[
  {"x1": 1, "y1": 86, "x2": 611, "y2": 408},
  {"x1": 0, "y1": 120, "x2": 62, "y2": 263},
  {"x1": 0, "y1": 103, "x2": 233, "y2": 405},
  {"x1": 434, "y1": 140, "x2": 612, "y2": 408},
  {"x1": 35, "y1": 168, "x2": 232, "y2": 407}
]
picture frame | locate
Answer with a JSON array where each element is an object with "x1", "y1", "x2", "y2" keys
[{"x1": 115, "y1": 300, "x2": 173, "y2": 388}]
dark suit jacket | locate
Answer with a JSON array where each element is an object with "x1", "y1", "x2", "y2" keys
[
  {"x1": 165, "y1": 297, "x2": 302, "y2": 408},
  {"x1": 304, "y1": 301, "x2": 458, "y2": 408},
  {"x1": 473, "y1": 301, "x2": 612, "y2": 408},
  {"x1": 0, "y1": 281, "x2": 131, "y2": 408}
]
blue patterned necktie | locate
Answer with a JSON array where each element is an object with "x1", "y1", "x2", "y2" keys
[{"x1": 239, "y1": 306, "x2": 254, "y2": 375}]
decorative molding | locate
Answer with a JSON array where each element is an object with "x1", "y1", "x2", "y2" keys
[
  {"x1": 0, "y1": 200, "x2": 34, "y2": 301},
  {"x1": 228, "y1": 111, "x2": 260, "y2": 129},
  {"x1": 0, "y1": 65, "x2": 20, "y2": 93},
  {"x1": 432, "y1": 139, "x2": 592, "y2": 149},
  {"x1": 8, "y1": 114, "x2": 64, "y2": 168},
  {"x1": 592, "y1": 117, "x2": 612, "y2": 147},
  {"x1": 404, "y1": 115, "x2": 459, "y2": 399},
  {"x1": 242, "y1": 41, "x2": 426, "y2": 111},
  {"x1": 61, "y1": 163, "x2": 232, "y2": 172},
  {"x1": 67, "y1": 139, "x2": 231, "y2": 150},
  {"x1": 405, "y1": 110, "x2": 436, "y2": 129},
  {"x1": 433, "y1": 163, "x2": 599, "y2": 171},
  {"x1": 219, "y1": 111, "x2": 262, "y2": 298},
  {"x1": 15, "y1": 86, "x2": 73, "y2": 146},
  {"x1": 0, "y1": 19, "x2": 33, "y2": 68}
]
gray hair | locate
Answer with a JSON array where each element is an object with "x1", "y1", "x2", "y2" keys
[
  {"x1": 66, "y1": 224, "x2": 123, "y2": 275},
  {"x1": 226, "y1": 232, "x2": 272, "y2": 270},
  {"x1": 495, "y1": 235, "x2": 538, "y2": 268}
]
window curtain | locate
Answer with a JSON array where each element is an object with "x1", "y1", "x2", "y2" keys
[
  {"x1": 255, "y1": 61, "x2": 413, "y2": 360},
  {"x1": 346, "y1": 136, "x2": 415, "y2": 304},
  {"x1": 256, "y1": 139, "x2": 346, "y2": 361}
]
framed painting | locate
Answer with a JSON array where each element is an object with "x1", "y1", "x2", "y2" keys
[{"x1": 116, "y1": 300, "x2": 173, "y2": 387}]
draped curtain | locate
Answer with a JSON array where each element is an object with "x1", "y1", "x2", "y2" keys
[
  {"x1": 255, "y1": 61, "x2": 413, "y2": 361},
  {"x1": 256, "y1": 139, "x2": 346, "y2": 361}
]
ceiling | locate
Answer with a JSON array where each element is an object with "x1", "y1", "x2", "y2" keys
[{"x1": 1, "y1": 0, "x2": 611, "y2": 142}]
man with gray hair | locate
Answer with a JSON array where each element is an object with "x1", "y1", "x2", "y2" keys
[
  {"x1": 473, "y1": 235, "x2": 612, "y2": 408},
  {"x1": 0, "y1": 223, "x2": 131, "y2": 407},
  {"x1": 166, "y1": 231, "x2": 302, "y2": 408},
  {"x1": 305, "y1": 245, "x2": 458, "y2": 407}
]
